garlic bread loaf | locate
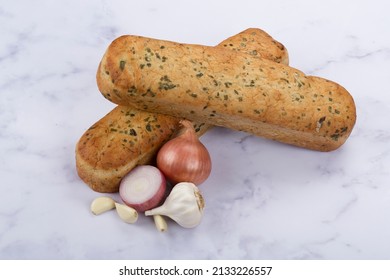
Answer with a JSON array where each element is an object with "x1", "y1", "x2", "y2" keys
[
  {"x1": 97, "y1": 35, "x2": 356, "y2": 151},
  {"x1": 77, "y1": 28, "x2": 289, "y2": 192}
]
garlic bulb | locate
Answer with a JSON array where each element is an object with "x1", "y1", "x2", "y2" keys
[{"x1": 145, "y1": 182, "x2": 205, "y2": 228}]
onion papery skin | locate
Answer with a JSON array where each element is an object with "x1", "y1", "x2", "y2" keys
[{"x1": 156, "y1": 120, "x2": 211, "y2": 185}]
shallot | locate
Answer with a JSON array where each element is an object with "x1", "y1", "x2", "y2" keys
[{"x1": 156, "y1": 120, "x2": 212, "y2": 185}]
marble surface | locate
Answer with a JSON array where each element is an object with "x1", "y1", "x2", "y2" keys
[{"x1": 1, "y1": 0, "x2": 390, "y2": 260}]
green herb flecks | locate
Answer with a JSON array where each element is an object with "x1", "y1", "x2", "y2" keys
[
  {"x1": 280, "y1": 78, "x2": 290, "y2": 84},
  {"x1": 224, "y1": 82, "x2": 232, "y2": 88},
  {"x1": 244, "y1": 80, "x2": 256, "y2": 87},
  {"x1": 331, "y1": 133, "x2": 340, "y2": 141},
  {"x1": 159, "y1": 75, "x2": 177, "y2": 90},
  {"x1": 318, "y1": 116, "x2": 326, "y2": 124},
  {"x1": 119, "y1": 60, "x2": 126, "y2": 71}
]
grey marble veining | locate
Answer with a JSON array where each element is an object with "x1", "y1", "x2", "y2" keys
[{"x1": 1, "y1": 0, "x2": 390, "y2": 259}]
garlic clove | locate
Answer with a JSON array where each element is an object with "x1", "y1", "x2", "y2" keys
[
  {"x1": 90, "y1": 196, "x2": 116, "y2": 215},
  {"x1": 153, "y1": 215, "x2": 168, "y2": 232},
  {"x1": 145, "y1": 182, "x2": 205, "y2": 228},
  {"x1": 115, "y1": 203, "x2": 138, "y2": 224}
]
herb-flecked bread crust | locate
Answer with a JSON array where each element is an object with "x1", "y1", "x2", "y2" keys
[
  {"x1": 97, "y1": 33, "x2": 356, "y2": 152},
  {"x1": 76, "y1": 28, "x2": 290, "y2": 193},
  {"x1": 76, "y1": 106, "x2": 211, "y2": 193},
  {"x1": 219, "y1": 28, "x2": 289, "y2": 65}
]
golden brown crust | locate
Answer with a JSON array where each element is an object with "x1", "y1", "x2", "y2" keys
[
  {"x1": 219, "y1": 28, "x2": 289, "y2": 64},
  {"x1": 77, "y1": 28, "x2": 290, "y2": 193},
  {"x1": 97, "y1": 35, "x2": 356, "y2": 152}
]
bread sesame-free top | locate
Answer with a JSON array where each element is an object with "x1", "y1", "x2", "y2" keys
[{"x1": 97, "y1": 35, "x2": 356, "y2": 152}]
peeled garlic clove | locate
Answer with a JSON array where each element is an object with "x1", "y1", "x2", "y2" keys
[
  {"x1": 115, "y1": 203, "x2": 138, "y2": 223},
  {"x1": 90, "y1": 196, "x2": 116, "y2": 215},
  {"x1": 145, "y1": 182, "x2": 205, "y2": 228},
  {"x1": 153, "y1": 215, "x2": 168, "y2": 232}
]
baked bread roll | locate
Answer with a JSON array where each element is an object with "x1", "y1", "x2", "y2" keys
[
  {"x1": 76, "y1": 28, "x2": 289, "y2": 193},
  {"x1": 97, "y1": 34, "x2": 356, "y2": 152}
]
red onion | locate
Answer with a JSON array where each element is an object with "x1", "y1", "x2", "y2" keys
[{"x1": 119, "y1": 165, "x2": 166, "y2": 212}]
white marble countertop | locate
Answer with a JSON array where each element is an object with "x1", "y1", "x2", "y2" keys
[{"x1": 1, "y1": 0, "x2": 390, "y2": 260}]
